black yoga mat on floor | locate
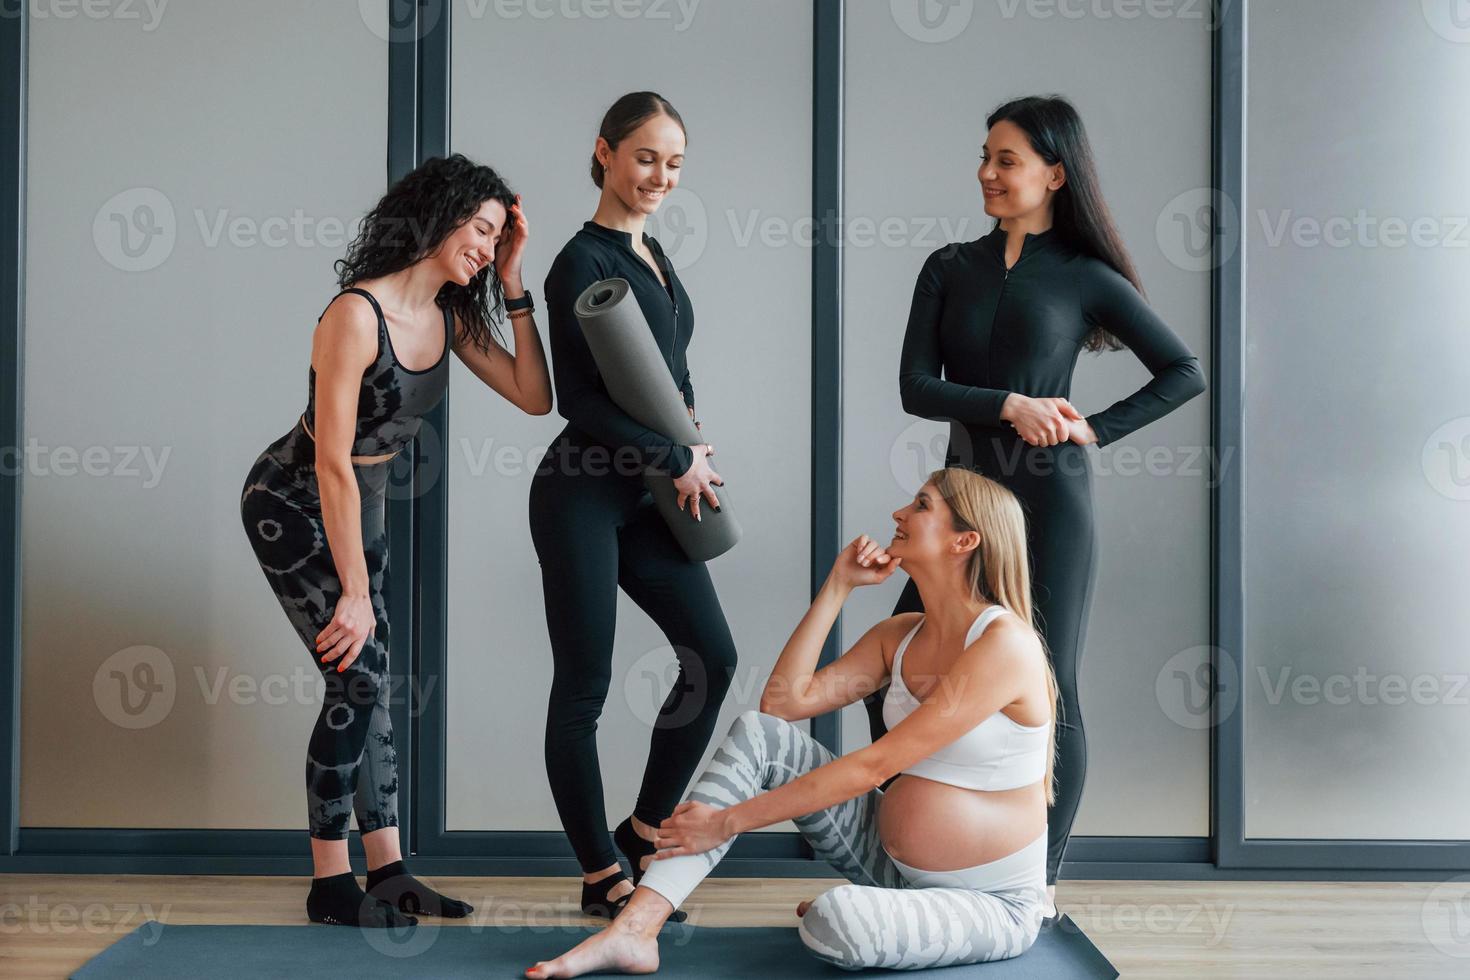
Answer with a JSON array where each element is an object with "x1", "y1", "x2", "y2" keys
[{"x1": 72, "y1": 916, "x2": 1116, "y2": 978}]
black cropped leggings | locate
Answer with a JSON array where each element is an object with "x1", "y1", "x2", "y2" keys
[
  {"x1": 863, "y1": 431, "x2": 1098, "y2": 887},
  {"x1": 528, "y1": 432, "x2": 739, "y2": 873},
  {"x1": 239, "y1": 423, "x2": 399, "y2": 841}
]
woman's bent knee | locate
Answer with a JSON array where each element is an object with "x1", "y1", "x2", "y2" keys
[
  {"x1": 797, "y1": 886, "x2": 867, "y2": 970},
  {"x1": 732, "y1": 708, "x2": 799, "y2": 737}
]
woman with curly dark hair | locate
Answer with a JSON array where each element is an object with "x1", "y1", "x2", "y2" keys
[{"x1": 239, "y1": 153, "x2": 551, "y2": 928}]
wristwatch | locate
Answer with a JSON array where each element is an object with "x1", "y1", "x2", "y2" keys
[{"x1": 504, "y1": 292, "x2": 534, "y2": 312}]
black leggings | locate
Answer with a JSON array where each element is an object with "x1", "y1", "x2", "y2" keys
[
  {"x1": 528, "y1": 430, "x2": 740, "y2": 873},
  {"x1": 863, "y1": 431, "x2": 1097, "y2": 887},
  {"x1": 239, "y1": 423, "x2": 399, "y2": 841}
]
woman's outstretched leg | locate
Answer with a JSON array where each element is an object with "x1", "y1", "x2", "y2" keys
[
  {"x1": 526, "y1": 709, "x2": 896, "y2": 978},
  {"x1": 638, "y1": 709, "x2": 902, "y2": 908},
  {"x1": 638, "y1": 712, "x2": 1044, "y2": 970}
]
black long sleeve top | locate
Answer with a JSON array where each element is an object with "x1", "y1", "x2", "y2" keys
[
  {"x1": 544, "y1": 220, "x2": 696, "y2": 477},
  {"x1": 899, "y1": 225, "x2": 1206, "y2": 449}
]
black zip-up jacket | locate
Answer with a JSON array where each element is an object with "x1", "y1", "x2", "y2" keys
[
  {"x1": 899, "y1": 224, "x2": 1206, "y2": 448},
  {"x1": 544, "y1": 220, "x2": 696, "y2": 477}
]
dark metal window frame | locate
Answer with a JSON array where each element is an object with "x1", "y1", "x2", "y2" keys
[
  {"x1": 1209, "y1": 0, "x2": 1470, "y2": 873},
  {"x1": 1, "y1": 0, "x2": 24, "y2": 867},
  {"x1": 3, "y1": 0, "x2": 1457, "y2": 880}
]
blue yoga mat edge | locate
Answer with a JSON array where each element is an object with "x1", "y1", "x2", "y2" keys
[{"x1": 73, "y1": 916, "x2": 1117, "y2": 979}]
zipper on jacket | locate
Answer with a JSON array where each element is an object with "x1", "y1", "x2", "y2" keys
[
  {"x1": 988, "y1": 256, "x2": 1011, "y2": 406},
  {"x1": 629, "y1": 237, "x2": 679, "y2": 361}
]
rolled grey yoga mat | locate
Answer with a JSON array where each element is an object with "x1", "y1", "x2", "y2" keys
[{"x1": 574, "y1": 277, "x2": 740, "y2": 562}]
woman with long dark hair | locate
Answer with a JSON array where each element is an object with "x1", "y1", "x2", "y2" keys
[
  {"x1": 529, "y1": 91, "x2": 736, "y2": 922},
  {"x1": 240, "y1": 153, "x2": 551, "y2": 927},
  {"x1": 863, "y1": 95, "x2": 1207, "y2": 921},
  {"x1": 525, "y1": 468, "x2": 1059, "y2": 976}
]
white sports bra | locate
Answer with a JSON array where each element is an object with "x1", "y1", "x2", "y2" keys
[{"x1": 881, "y1": 604, "x2": 1050, "y2": 792}]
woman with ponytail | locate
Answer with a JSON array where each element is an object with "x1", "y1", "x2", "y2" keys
[
  {"x1": 528, "y1": 91, "x2": 736, "y2": 924},
  {"x1": 526, "y1": 468, "x2": 1057, "y2": 976}
]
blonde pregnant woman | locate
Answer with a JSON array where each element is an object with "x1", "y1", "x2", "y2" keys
[{"x1": 525, "y1": 466, "x2": 1059, "y2": 976}]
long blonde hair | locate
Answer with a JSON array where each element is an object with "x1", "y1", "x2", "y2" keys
[{"x1": 927, "y1": 467, "x2": 1062, "y2": 805}]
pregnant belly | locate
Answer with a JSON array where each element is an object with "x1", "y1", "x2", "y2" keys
[{"x1": 877, "y1": 774, "x2": 1046, "y2": 870}]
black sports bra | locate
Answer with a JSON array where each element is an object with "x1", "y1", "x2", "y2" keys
[{"x1": 302, "y1": 287, "x2": 453, "y2": 458}]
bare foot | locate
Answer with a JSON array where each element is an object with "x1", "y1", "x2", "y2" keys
[
  {"x1": 527, "y1": 890, "x2": 671, "y2": 978},
  {"x1": 525, "y1": 922, "x2": 658, "y2": 978},
  {"x1": 796, "y1": 899, "x2": 813, "y2": 917}
]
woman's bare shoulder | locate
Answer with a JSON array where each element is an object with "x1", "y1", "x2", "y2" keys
[
  {"x1": 874, "y1": 612, "x2": 924, "y2": 671},
  {"x1": 974, "y1": 607, "x2": 1044, "y2": 659}
]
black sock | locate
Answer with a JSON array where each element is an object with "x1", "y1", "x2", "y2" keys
[
  {"x1": 614, "y1": 818, "x2": 688, "y2": 923},
  {"x1": 366, "y1": 860, "x2": 474, "y2": 918},
  {"x1": 306, "y1": 871, "x2": 417, "y2": 928}
]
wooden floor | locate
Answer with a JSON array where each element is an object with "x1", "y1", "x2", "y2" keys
[{"x1": 2, "y1": 874, "x2": 1466, "y2": 978}]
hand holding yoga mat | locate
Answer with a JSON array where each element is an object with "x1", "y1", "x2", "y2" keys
[{"x1": 574, "y1": 277, "x2": 741, "y2": 562}]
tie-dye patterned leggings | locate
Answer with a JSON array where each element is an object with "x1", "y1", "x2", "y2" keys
[
  {"x1": 238, "y1": 426, "x2": 399, "y2": 841},
  {"x1": 638, "y1": 709, "x2": 1046, "y2": 971}
]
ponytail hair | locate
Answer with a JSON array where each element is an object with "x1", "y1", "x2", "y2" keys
[{"x1": 590, "y1": 91, "x2": 686, "y2": 188}]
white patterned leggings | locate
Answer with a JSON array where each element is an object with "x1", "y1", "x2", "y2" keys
[{"x1": 638, "y1": 710, "x2": 1046, "y2": 971}]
